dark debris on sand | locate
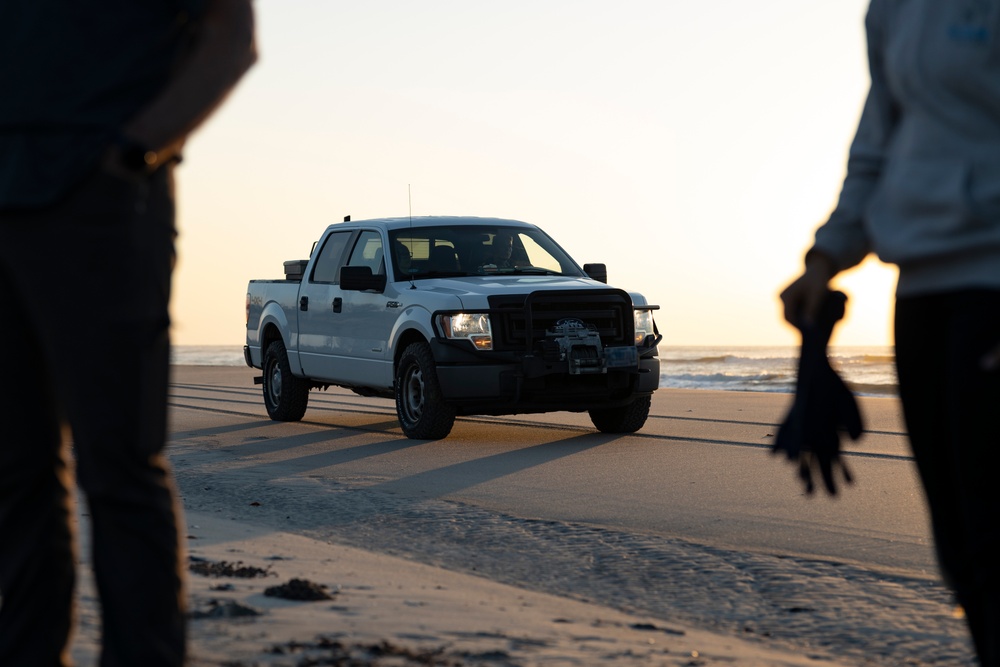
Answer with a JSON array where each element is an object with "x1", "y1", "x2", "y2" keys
[
  {"x1": 189, "y1": 557, "x2": 275, "y2": 579},
  {"x1": 264, "y1": 578, "x2": 336, "y2": 601},
  {"x1": 189, "y1": 599, "x2": 263, "y2": 620},
  {"x1": 261, "y1": 638, "x2": 482, "y2": 666},
  {"x1": 628, "y1": 621, "x2": 686, "y2": 637},
  {"x1": 250, "y1": 637, "x2": 519, "y2": 667}
]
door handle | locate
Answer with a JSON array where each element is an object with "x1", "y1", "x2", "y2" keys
[
  {"x1": 299, "y1": 296, "x2": 309, "y2": 311},
  {"x1": 333, "y1": 297, "x2": 343, "y2": 313}
]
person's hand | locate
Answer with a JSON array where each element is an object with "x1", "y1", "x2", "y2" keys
[
  {"x1": 100, "y1": 143, "x2": 151, "y2": 183},
  {"x1": 780, "y1": 252, "x2": 838, "y2": 328}
]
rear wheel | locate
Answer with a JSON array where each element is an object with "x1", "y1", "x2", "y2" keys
[
  {"x1": 589, "y1": 395, "x2": 651, "y2": 433},
  {"x1": 262, "y1": 340, "x2": 309, "y2": 421},
  {"x1": 395, "y1": 342, "x2": 456, "y2": 439}
]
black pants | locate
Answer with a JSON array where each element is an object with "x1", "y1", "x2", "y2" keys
[
  {"x1": 0, "y1": 166, "x2": 185, "y2": 666},
  {"x1": 896, "y1": 289, "x2": 1000, "y2": 667}
]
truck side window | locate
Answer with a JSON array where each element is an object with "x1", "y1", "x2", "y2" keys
[
  {"x1": 311, "y1": 231, "x2": 352, "y2": 283},
  {"x1": 347, "y1": 231, "x2": 385, "y2": 275}
]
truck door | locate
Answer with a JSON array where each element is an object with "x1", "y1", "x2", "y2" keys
[
  {"x1": 296, "y1": 229, "x2": 352, "y2": 381},
  {"x1": 297, "y1": 229, "x2": 396, "y2": 389},
  {"x1": 333, "y1": 230, "x2": 397, "y2": 388}
]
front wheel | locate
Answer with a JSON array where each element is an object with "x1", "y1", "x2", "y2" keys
[
  {"x1": 395, "y1": 342, "x2": 456, "y2": 439},
  {"x1": 262, "y1": 340, "x2": 309, "y2": 421},
  {"x1": 589, "y1": 395, "x2": 651, "y2": 433}
]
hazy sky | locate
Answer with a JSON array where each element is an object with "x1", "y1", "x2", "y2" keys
[{"x1": 174, "y1": 0, "x2": 894, "y2": 347}]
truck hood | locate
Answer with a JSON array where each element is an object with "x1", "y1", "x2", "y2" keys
[{"x1": 404, "y1": 274, "x2": 645, "y2": 309}]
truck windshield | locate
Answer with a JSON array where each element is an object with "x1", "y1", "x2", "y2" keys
[{"x1": 389, "y1": 225, "x2": 585, "y2": 280}]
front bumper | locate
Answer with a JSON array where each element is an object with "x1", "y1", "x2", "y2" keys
[{"x1": 429, "y1": 339, "x2": 659, "y2": 416}]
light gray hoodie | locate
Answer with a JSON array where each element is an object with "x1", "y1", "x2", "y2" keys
[{"x1": 812, "y1": 0, "x2": 1000, "y2": 296}]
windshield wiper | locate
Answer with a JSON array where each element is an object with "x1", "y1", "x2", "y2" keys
[
  {"x1": 509, "y1": 267, "x2": 561, "y2": 275},
  {"x1": 408, "y1": 270, "x2": 468, "y2": 279}
]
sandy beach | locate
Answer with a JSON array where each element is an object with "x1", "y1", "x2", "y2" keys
[
  {"x1": 73, "y1": 510, "x2": 852, "y2": 667},
  {"x1": 66, "y1": 366, "x2": 970, "y2": 666}
]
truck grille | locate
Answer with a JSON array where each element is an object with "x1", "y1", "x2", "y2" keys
[{"x1": 488, "y1": 289, "x2": 634, "y2": 351}]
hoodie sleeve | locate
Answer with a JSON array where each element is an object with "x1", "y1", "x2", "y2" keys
[{"x1": 811, "y1": 0, "x2": 899, "y2": 270}]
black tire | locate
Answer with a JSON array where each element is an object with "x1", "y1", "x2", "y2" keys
[
  {"x1": 262, "y1": 340, "x2": 309, "y2": 421},
  {"x1": 589, "y1": 395, "x2": 651, "y2": 433},
  {"x1": 395, "y1": 342, "x2": 456, "y2": 439}
]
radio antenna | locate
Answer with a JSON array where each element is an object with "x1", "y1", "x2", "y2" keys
[{"x1": 407, "y1": 184, "x2": 416, "y2": 289}]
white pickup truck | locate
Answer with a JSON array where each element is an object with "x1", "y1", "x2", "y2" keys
[{"x1": 244, "y1": 216, "x2": 661, "y2": 439}]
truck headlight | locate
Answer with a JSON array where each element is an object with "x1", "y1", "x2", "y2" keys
[
  {"x1": 634, "y1": 309, "x2": 656, "y2": 346},
  {"x1": 439, "y1": 313, "x2": 493, "y2": 350}
]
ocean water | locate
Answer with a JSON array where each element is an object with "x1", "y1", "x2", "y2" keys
[
  {"x1": 173, "y1": 345, "x2": 898, "y2": 397},
  {"x1": 171, "y1": 345, "x2": 247, "y2": 367},
  {"x1": 659, "y1": 346, "x2": 898, "y2": 397}
]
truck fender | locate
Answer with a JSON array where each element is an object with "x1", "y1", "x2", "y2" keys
[
  {"x1": 256, "y1": 301, "x2": 305, "y2": 375},
  {"x1": 387, "y1": 305, "x2": 436, "y2": 366},
  {"x1": 627, "y1": 291, "x2": 647, "y2": 307}
]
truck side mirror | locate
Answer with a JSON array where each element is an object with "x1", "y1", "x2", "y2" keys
[
  {"x1": 583, "y1": 263, "x2": 607, "y2": 284},
  {"x1": 340, "y1": 265, "x2": 387, "y2": 293}
]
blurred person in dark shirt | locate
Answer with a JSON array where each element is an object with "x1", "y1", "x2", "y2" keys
[{"x1": 0, "y1": 1, "x2": 255, "y2": 664}]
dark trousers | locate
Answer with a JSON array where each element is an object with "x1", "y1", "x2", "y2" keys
[
  {"x1": 896, "y1": 289, "x2": 1000, "y2": 667},
  {"x1": 0, "y1": 166, "x2": 186, "y2": 666}
]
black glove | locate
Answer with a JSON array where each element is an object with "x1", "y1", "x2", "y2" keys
[{"x1": 773, "y1": 290, "x2": 863, "y2": 495}]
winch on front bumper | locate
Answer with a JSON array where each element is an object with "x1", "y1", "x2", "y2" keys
[{"x1": 525, "y1": 317, "x2": 638, "y2": 377}]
